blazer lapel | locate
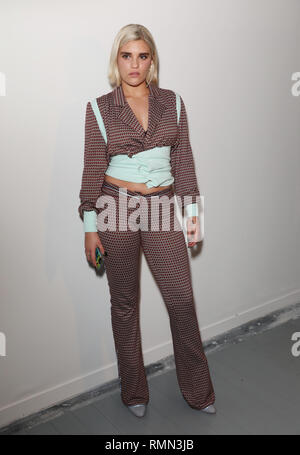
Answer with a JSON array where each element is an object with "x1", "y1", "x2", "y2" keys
[
  {"x1": 111, "y1": 82, "x2": 166, "y2": 140},
  {"x1": 147, "y1": 90, "x2": 166, "y2": 140}
]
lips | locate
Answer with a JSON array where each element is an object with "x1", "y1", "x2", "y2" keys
[{"x1": 129, "y1": 72, "x2": 140, "y2": 76}]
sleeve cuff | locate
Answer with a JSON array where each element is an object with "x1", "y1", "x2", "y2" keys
[
  {"x1": 185, "y1": 203, "x2": 199, "y2": 217},
  {"x1": 83, "y1": 210, "x2": 97, "y2": 232}
]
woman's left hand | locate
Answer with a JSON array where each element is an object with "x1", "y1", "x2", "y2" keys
[{"x1": 186, "y1": 216, "x2": 201, "y2": 247}]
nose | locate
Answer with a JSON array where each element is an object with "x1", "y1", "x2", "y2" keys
[{"x1": 131, "y1": 59, "x2": 139, "y2": 67}]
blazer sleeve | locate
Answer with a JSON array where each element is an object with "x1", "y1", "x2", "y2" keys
[
  {"x1": 170, "y1": 94, "x2": 201, "y2": 214},
  {"x1": 78, "y1": 100, "x2": 109, "y2": 222}
]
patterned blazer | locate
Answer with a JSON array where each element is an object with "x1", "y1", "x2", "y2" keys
[{"x1": 78, "y1": 81, "x2": 200, "y2": 221}]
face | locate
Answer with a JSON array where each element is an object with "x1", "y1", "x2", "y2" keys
[{"x1": 117, "y1": 39, "x2": 153, "y2": 87}]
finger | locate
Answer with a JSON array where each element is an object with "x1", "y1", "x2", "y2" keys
[
  {"x1": 187, "y1": 236, "x2": 195, "y2": 247},
  {"x1": 188, "y1": 228, "x2": 197, "y2": 247},
  {"x1": 97, "y1": 242, "x2": 106, "y2": 256},
  {"x1": 188, "y1": 241, "x2": 196, "y2": 247},
  {"x1": 91, "y1": 249, "x2": 96, "y2": 267}
]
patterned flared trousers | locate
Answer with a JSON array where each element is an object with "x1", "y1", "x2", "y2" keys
[{"x1": 96, "y1": 180, "x2": 215, "y2": 410}]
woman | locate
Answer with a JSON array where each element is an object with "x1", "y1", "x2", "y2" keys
[{"x1": 78, "y1": 24, "x2": 216, "y2": 418}]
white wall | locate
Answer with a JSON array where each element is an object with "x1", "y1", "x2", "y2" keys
[{"x1": 0, "y1": 0, "x2": 300, "y2": 428}]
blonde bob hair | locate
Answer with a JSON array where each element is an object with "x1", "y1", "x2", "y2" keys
[{"x1": 108, "y1": 24, "x2": 159, "y2": 88}]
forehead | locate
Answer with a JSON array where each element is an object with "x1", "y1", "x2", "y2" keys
[{"x1": 119, "y1": 39, "x2": 150, "y2": 53}]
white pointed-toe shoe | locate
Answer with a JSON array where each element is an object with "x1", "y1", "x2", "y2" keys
[
  {"x1": 127, "y1": 404, "x2": 147, "y2": 418},
  {"x1": 200, "y1": 404, "x2": 216, "y2": 414}
]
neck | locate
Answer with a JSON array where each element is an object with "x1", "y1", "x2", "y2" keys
[{"x1": 121, "y1": 80, "x2": 150, "y2": 99}]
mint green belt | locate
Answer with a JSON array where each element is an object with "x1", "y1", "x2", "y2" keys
[{"x1": 104, "y1": 146, "x2": 174, "y2": 188}]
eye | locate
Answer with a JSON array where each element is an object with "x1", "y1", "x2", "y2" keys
[{"x1": 121, "y1": 54, "x2": 148, "y2": 60}]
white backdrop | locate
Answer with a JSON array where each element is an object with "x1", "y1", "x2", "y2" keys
[{"x1": 1, "y1": 0, "x2": 300, "y2": 427}]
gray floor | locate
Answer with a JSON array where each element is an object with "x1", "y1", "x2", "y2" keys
[{"x1": 2, "y1": 315, "x2": 300, "y2": 435}]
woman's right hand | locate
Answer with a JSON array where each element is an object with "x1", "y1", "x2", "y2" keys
[{"x1": 85, "y1": 232, "x2": 106, "y2": 268}]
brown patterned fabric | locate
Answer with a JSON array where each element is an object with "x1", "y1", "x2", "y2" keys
[
  {"x1": 78, "y1": 82, "x2": 200, "y2": 221},
  {"x1": 97, "y1": 181, "x2": 216, "y2": 409}
]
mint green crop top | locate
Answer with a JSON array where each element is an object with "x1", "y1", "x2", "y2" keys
[{"x1": 83, "y1": 94, "x2": 199, "y2": 232}]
